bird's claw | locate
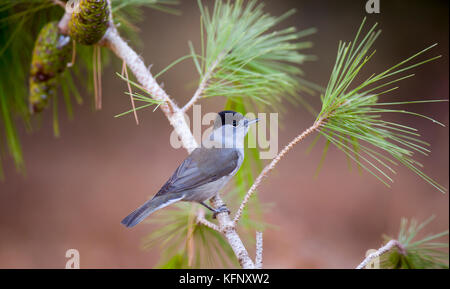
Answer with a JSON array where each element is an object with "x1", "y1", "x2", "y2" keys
[{"x1": 212, "y1": 205, "x2": 230, "y2": 219}]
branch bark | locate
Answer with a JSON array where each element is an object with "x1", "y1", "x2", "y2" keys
[
  {"x1": 80, "y1": 2, "x2": 254, "y2": 268},
  {"x1": 101, "y1": 24, "x2": 324, "y2": 266},
  {"x1": 57, "y1": 2, "x2": 315, "y2": 269},
  {"x1": 101, "y1": 25, "x2": 256, "y2": 267}
]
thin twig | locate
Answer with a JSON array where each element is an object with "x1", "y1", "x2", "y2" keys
[
  {"x1": 196, "y1": 209, "x2": 220, "y2": 232},
  {"x1": 182, "y1": 55, "x2": 222, "y2": 112},
  {"x1": 233, "y1": 119, "x2": 324, "y2": 225},
  {"x1": 356, "y1": 239, "x2": 406, "y2": 269},
  {"x1": 255, "y1": 231, "x2": 263, "y2": 269}
]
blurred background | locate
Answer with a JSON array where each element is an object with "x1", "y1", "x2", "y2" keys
[{"x1": 0, "y1": 0, "x2": 448, "y2": 268}]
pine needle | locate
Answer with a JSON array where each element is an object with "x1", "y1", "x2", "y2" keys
[
  {"x1": 382, "y1": 216, "x2": 449, "y2": 269},
  {"x1": 192, "y1": 0, "x2": 316, "y2": 111},
  {"x1": 316, "y1": 18, "x2": 447, "y2": 193}
]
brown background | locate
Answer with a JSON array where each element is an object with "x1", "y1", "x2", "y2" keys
[{"x1": 0, "y1": 0, "x2": 448, "y2": 268}]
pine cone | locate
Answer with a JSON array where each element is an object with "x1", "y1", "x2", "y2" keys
[
  {"x1": 29, "y1": 21, "x2": 72, "y2": 113},
  {"x1": 68, "y1": 0, "x2": 109, "y2": 45},
  {"x1": 29, "y1": 79, "x2": 57, "y2": 113}
]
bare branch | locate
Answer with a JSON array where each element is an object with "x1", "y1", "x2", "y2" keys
[
  {"x1": 57, "y1": 1, "x2": 256, "y2": 269},
  {"x1": 196, "y1": 209, "x2": 220, "y2": 232},
  {"x1": 102, "y1": 17, "x2": 253, "y2": 268},
  {"x1": 255, "y1": 231, "x2": 263, "y2": 269},
  {"x1": 182, "y1": 74, "x2": 209, "y2": 113},
  {"x1": 356, "y1": 239, "x2": 406, "y2": 269},
  {"x1": 233, "y1": 119, "x2": 324, "y2": 225}
]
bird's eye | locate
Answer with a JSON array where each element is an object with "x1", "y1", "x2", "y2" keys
[{"x1": 232, "y1": 120, "x2": 237, "y2": 127}]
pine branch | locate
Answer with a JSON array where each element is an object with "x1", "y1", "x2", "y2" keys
[
  {"x1": 356, "y1": 240, "x2": 405, "y2": 269},
  {"x1": 357, "y1": 216, "x2": 449, "y2": 269},
  {"x1": 226, "y1": 17, "x2": 447, "y2": 267},
  {"x1": 38, "y1": 1, "x2": 446, "y2": 269},
  {"x1": 188, "y1": 0, "x2": 316, "y2": 112},
  {"x1": 312, "y1": 18, "x2": 447, "y2": 193},
  {"x1": 0, "y1": 0, "x2": 65, "y2": 174},
  {"x1": 57, "y1": 0, "x2": 257, "y2": 269}
]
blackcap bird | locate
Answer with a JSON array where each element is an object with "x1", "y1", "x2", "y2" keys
[{"x1": 121, "y1": 111, "x2": 259, "y2": 228}]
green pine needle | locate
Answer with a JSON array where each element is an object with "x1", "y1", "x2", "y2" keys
[
  {"x1": 0, "y1": 1, "x2": 63, "y2": 173},
  {"x1": 0, "y1": 0, "x2": 177, "y2": 176},
  {"x1": 143, "y1": 203, "x2": 239, "y2": 268},
  {"x1": 115, "y1": 72, "x2": 164, "y2": 118},
  {"x1": 193, "y1": 0, "x2": 316, "y2": 111},
  {"x1": 315, "y1": 18, "x2": 447, "y2": 193},
  {"x1": 382, "y1": 216, "x2": 449, "y2": 269},
  {"x1": 112, "y1": 0, "x2": 180, "y2": 46},
  {"x1": 112, "y1": 0, "x2": 180, "y2": 15}
]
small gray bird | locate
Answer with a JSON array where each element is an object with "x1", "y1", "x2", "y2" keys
[{"x1": 121, "y1": 111, "x2": 258, "y2": 228}]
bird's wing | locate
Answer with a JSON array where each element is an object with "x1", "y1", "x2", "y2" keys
[{"x1": 154, "y1": 147, "x2": 240, "y2": 198}]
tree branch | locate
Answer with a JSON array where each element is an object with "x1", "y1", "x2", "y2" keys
[
  {"x1": 103, "y1": 20, "x2": 256, "y2": 268},
  {"x1": 209, "y1": 195, "x2": 256, "y2": 268},
  {"x1": 356, "y1": 239, "x2": 406, "y2": 269},
  {"x1": 233, "y1": 118, "x2": 324, "y2": 225},
  {"x1": 57, "y1": 1, "x2": 259, "y2": 269}
]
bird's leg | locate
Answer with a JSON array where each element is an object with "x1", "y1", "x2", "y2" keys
[
  {"x1": 212, "y1": 204, "x2": 231, "y2": 219},
  {"x1": 199, "y1": 201, "x2": 216, "y2": 213},
  {"x1": 199, "y1": 202, "x2": 230, "y2": 219}
]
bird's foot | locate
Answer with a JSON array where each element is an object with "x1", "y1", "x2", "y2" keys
[{"x1": 213, "y1": 205, "x2": 230, "y2": 219}]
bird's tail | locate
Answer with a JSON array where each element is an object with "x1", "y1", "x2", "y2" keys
[{"x1": 121, "y1": 193, "x2": 184, "y2": 228}]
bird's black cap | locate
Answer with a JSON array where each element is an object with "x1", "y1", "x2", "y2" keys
[{"x1": 215, "y1": 110, "x2": 244, "y2": 128}]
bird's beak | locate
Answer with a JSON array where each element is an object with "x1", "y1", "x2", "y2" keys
[{"x1": 246, "y1": 118, "x2": 259, "y2": 126}]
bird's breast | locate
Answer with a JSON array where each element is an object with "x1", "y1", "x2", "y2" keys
[{"x1": 182, "y1": 176, "x2": 232, "y2": 202}]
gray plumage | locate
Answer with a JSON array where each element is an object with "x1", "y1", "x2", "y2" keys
[{"x1": 121, "y1": 111, "x2": 257, "y2": 228}]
